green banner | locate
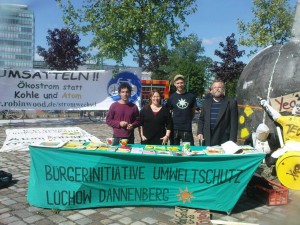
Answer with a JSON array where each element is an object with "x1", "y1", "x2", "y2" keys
[{"x1": 27, "y1": 146, "x2": 265, "y2": 213}]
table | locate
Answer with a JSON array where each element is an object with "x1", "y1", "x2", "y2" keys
[
  {"x1": 27, "y1": 145, "x2": 265, "y2": 213},
  {"x1": 0, "y1": 127, "x2": 100, "y2": 152}
]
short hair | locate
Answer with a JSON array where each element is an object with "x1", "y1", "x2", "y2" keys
[
  {"x1": 210, "y1": 79, "x2": 225, "y2": 90},
  {"x1": 173, "y1": 74, "x2": 185, "y2": 82},
  {"x1": 118, "y1": 82, "x2": 132, "y2": 93}
]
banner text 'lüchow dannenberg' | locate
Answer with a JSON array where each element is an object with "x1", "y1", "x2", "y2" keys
[
  {"x1": 27, "y1": 146, "x2": 265, "y2": 212},
  {"x1": 44, "y1": 164, "x2": 243, "y2": 205}
]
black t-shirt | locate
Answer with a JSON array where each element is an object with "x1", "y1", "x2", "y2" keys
[{"x1": 166, "y1": 92, "x2": 196, "y2": 131}]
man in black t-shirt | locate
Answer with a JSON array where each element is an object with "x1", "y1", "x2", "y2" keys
[{"x1": 166, "y1": 74, "x2": 196, "y2": 145}]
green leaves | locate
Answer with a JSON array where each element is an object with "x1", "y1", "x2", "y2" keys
[
  {"x1": 152, "y1": 34, "x2": 212, "y2": 97},
  {"x1": 237, "y1": 0, "x2": 294, "y2": 51},
  {"x1": 56, "y1": 0, "x2": 197, "y2": 68}
]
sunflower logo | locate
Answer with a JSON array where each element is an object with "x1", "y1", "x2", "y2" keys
[
  {"x1": 176, "y1": 187, "x2": 195, "y2": 203},
  {"x1": 176, "y1": 98, "x2": 188, "y2": 109}
]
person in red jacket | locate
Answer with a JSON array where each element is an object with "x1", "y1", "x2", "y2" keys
[{"x1": 106, "y1": 82, "x2": 139, "y2": 144}]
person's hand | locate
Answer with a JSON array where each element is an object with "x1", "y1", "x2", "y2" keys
[
  {"x1": 120, "y1": 121, "x2": 128, "y2": 128},
  {"x1": 197, "y1": 134, "x2": 204, "y2": 140},
  {"x1": 197, "y1": 134, "x2": 205, "y2": 146},
  {"x1": 141, "y1": 135, "x2": 147, "y2": 141},
  {"x1": 260, "y1": 99, "x2": 268, "y2": 107},
  {"x1": 259, "y1": 98, "x2": 281, "y2": 120},
  {"x1": 126, "y1": 124, "x2": 133, "y2": 130},
  {"x1": 160, "y1": 135, "x2": 169, "y2": 145}
]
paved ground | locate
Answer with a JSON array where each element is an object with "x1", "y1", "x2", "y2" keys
[{"x1": 0, "y1": 117, "x2": 300, "y2": 225}]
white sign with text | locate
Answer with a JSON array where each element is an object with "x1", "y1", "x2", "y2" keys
[{"x1": 0, "y1": 69, "x2": 141, "y2": 110}]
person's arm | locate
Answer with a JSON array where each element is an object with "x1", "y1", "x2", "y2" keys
[
  {"x1": 139, "y1": 109, "x2": 147, "y2": 141},
  {"x1": 161, "y1": 129, "x2": 171, "y2": 145},
  {"x1": 197, "y1": 102, "x2": 205, "y2": 140},
  {"x1": 165, "y1": 98, "x2": 173, "y2": 112},
  {"x1": 161, "y1": 108, "x2": 172, "y2": 144},
  {"x1": 191, "y1": 95, "x2": 197, "y2": 118},
  {"x1": 131, "y1": 105, "x2": 140, "y2": 128},
  {"x1": 191, "y1": 107, "x2": 195, "y2": 119},
  {"x1": 165, "y1": 108, "x2": 173, "y2": 131},
  {"x1": 229, "y1": 99, "x2": 238, "y2": 142},
  {"x1": 106, "y1": 104, "x2": 122, "y2": 128},
  {"x1": 126, "y1": 105, "x2": 140, "y2": 131},
  {"x1": 140, "y1": 126, "x2": 147, "y2": 141},
  {"x1": 260, "y1": 99, "x2": 280, "y2": 120}
]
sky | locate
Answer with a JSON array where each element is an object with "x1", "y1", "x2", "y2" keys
[{"x1": 1, "y1": 0, "x2": 298, "y2": 67}]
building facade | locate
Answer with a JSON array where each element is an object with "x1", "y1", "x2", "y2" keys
[{"x1": 0, "y1": 4, "x2": 35, "y2": 69}]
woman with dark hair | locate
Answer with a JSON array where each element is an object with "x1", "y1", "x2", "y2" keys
[{"x1": 140, "y1": 90, "x2": 172, "y2": 145}]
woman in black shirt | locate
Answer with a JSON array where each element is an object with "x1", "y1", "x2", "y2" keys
[{"x1": 140, "y1": 90, "x2": 172, "y2": 145}]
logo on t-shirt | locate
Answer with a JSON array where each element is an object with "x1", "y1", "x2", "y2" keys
[{"x1": 176, "y1": 98, "x2": 189, "y2": 109}]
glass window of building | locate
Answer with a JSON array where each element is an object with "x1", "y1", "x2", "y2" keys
[{"x1": 0, "y1": 4, "x2": 35, "y2": 69}]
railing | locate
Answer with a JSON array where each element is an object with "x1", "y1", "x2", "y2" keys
[
  {"x1": 1, "y1": 110, "x2": 26, "y2": 120},
  {"x1": 80, "y1": 110, "x2": 107, "y2": 122}
]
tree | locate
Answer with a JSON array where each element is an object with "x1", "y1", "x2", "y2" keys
[
  {"x1": 237, "y1": 0, "x2": 294, "y2": 53},
  {"x1": 37, "y1": 28, "x2": 88, "y2": 70},
  {"x1": 177, "y1": 57, "x2": 212, "y2": 97},
  {"x1": 56, "y1": 0, "x2": 197, "y2": 69},
  {"x1": 210, "y1": 33, "x2": 245, "y2": 97},
  {"x1": 143, "y1": 45, "x2": 169, "y2": 73},
  {"x1": 153, "y1": 34, "x2": 213, "y2": 97}
]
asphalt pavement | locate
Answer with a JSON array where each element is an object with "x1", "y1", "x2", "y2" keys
[{"x1": 0, "y1": 117, "x2": 300, "y2": 225}]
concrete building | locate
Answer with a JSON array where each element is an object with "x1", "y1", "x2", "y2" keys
[{"x1": 0, "y1": 4, "x2": 35, "y2": 69}]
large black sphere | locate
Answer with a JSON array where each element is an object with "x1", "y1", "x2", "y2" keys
[{"x1": 236, "y1": 41, "x2": 300, "y2": 142}]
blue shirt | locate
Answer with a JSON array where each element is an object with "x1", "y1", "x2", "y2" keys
[{"x1": 210, "y1": 100, "x2": 221, "y2": 130}]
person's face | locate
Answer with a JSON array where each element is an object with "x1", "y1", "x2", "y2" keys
[
  {"x1": 211, "y1": 82, "x2": 224, "y2": 98},
  {"x1": 151, "y1": 92, "x2": 161, "y2": 105},
  {"x1": 174, "y1": 79, "x2": 185, "y2": 92},
  {"x1": 119, "y1": 88, "x2": 131, "y2": 102}
]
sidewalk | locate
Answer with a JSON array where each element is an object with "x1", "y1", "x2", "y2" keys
[{"x1": 0, "y1": 118, "x2": 300, "y2": 225}]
